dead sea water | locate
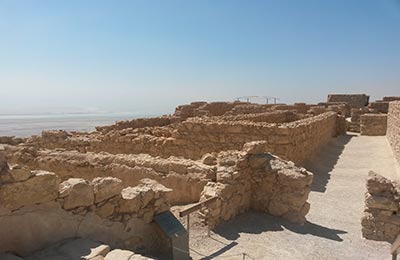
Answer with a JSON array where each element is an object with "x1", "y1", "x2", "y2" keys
[{"x1": 0, "y1": 113, "x2": 148, "y2": 137}]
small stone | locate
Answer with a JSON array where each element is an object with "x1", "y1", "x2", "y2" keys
[
  {"x1": 365, "y1": 193, "x2": 398, "y2": 211},
  {"x1": 104, "y1": 249, "x2": 135, "y2": 260},
  {"x1": 83, "y1": 244, "x2": 110, "y2": 259},
  {"x1": 119, "y1": 187, "x2": 142, "y2": 213},
  {"x1": 95, "y1": 202, "x2": 115, "y2": 218},
  {"x1": 8, "y1": 164, "x2": 31, "y2": 181},
  {"x1": 202, "y1": 153, "x2": 217, "y2": 165}
]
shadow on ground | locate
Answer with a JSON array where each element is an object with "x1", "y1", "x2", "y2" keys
[
  {"x1": 214, "y1": 211, "x2": 347, "y2": 242},
  {"x1": 305, "y1": 134, "x2": 355, "y2": 193}
]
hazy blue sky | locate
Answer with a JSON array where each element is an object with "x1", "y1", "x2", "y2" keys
[{"x1": 1, "y1": 0, "x2": 400, "y2": 115}]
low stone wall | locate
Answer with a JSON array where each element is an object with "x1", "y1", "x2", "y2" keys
[
  {"x1": 5, "y1": 146, "x2": 215, "y2": 205},
  {"x1": 174, "y1": 101, "x2": 246, "y2": 118},
  {"x1": 200, "y1": 141, "x2": 313, "y2": 228},
  {"x1": 387, "y1": 101, "x2": 400, "y2": 164},
  {"x1": 360, "y1": 114, "x2": 387, "y2": 136},
  {"x1": 165, "y1": 111, "x2": 338, "y2": 165},
  {"x1": 1, "y1": 141, "x2": 314, "y2": 256},
  {"x1": 0, "y1": 136, "x2": 26, "y2": 145},
  {"x1": 26, "y1": 112, "x2": 341, "y2": 165},
  {"x1": 96, "y1": 116, "x2": 180, "y2": 133},
  {"x1": 361, "y1": 171, "x2": 400, "y2": 243},
  {"x1": 383, "y1": 97, "x2": 400, "y2": 102},
  {"x1": 318, "y1": 102, "x2": 350, "y2": 117},
  {"x1": 0, "y1": 153, "x2": 170, "y2": 256},
  {"x1": 327, "y1": 94, "x2": 369, "y2": 108}
]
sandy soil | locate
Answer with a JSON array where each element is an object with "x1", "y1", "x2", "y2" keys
[{"x1": 186, "y1": 134, "x2": 400, "y2": 260}]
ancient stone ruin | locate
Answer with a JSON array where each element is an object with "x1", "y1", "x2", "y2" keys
[{"x1": 0, "y1": 94, "x2": 399, "y2": 259}]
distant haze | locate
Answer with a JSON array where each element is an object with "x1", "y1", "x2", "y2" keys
[{"x1": 1, "y1": 0, "x2": 399, "y2": 115}]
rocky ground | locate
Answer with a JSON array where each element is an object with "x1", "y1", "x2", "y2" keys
[{"x1": 185, "y1": 134, "x2": 400, "y2": 260}]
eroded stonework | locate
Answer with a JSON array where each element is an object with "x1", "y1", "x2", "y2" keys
[{"x1": 0, "y1": 98, "x2": 355, "y2": 258}]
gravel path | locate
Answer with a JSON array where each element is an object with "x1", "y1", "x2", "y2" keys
[{"x1": 190, "y1": 134, "x2": 400, "y2": 260}]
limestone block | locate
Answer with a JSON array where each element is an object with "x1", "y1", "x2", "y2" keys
[
  {"x1": 95, "y1": 202, "x2": 115, "y2": 218},
  {"x1": 365, "y1": 193, "x2": 398, "y2": 211},
  {"x1": 104, "y1": 249, "x2": 135, "y2": 260},
  {"x1": 8, "y1": 164, "x2": 31, "y2": 181},
  {"x1": 0, "y1": 171, "x2": 60, "y2": 210},
  {"x1": 366, "y1": 171, "x2": 393, "y2": 195},
  {"x1": 59, "y1": 178, "x2": 94, "y2": 209},
  {"x1": 83, "y1": 244, "x2": 110, "y2": 259},
  {"x1": 92, "y1": 177, "x2": 123, "y2": 203},
  {"x1": 119, "y1": 187, "x2": 142, "y2": 213},
  {"x1": 202, "y1": 153, "x2": 217, "y2": 165},
  {"x1": 242, "y1": 141, "x2": 269, "y2": 155}
]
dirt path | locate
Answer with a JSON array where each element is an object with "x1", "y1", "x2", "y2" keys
[{"x1": 190, "y1": 134, "x2": 400, "y2": 260}]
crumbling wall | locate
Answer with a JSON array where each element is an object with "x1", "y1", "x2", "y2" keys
[
  {"x1": 95, "y1": 116, "x2": 180, "y2": 133},
  {"x1": 327, "y1": 94, "x2": 369, "y2": 108},
  {"x1": 200, "y1": 141, "x2": 313, "y2": 228},
  {"x1": 0, "y1": 136, "x2": 26, "y2": 145},
  {"x1": 26, "y1": 112, "x2": 340, "y2": 166},
  {"x1": 361, "y1": 171, "x2": 400, "y2": 243},
  {"x1": 387, "y1": 101, "x2": 400, "y2": 164},
  {"x1": 174, "y1": 101, "x2": 246, "y2": 118},
  {"x1": 318, "y1": 102, "x2": 350, "y2": 117},
  {"x1": 360, "y1": 114, "x2": 387, "y2": 136},
  {"x1": 5, "y1": 147, "x2": 215, "y2": 205},
  {"x1": 209, "y1": 110, "x2": 305, "y2": 124},
  {"x1": 0, "y1": 151, "x2": 170, "y2": 256},
  {"x1": 175, "y1": 111, "x2": 339, "y2": 165}
]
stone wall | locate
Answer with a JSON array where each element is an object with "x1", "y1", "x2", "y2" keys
[
  {"x1": 2, "y1": 141, "x2": 315, "y2": 255},
  {"x1": 361, "y1": 171, "x2": 400, "y2": 243},
  {"x1": 200, "y1": 141, "x2": 313, "y2": 228},
  {"x1": 0, "y1": 136, "x2": 26, "y2": 145},
  {"x1": 369, "y1": 102, "x2": 389, "y2": 114},
  {"x1": 327, "y1": 94, "x2": 369, "y2": 108},
  {"x1": 28, "y1": 112, "x2": 340, "y2": 166},
  {"x1": 96, "y1": 116, "x2": 180, "y2": 133},
  {"x1": 178, "y1": 112, "x2": 339, "y2": 165},
  {"x1": 174, "y1": 101, "x2": 246, "y2": 118},
  {"x1": 387, "y1": 101, "x2": 400, "y2": 164},
  {"x1": 360, "y1": 114, "x2": 387, "y2": 136},
  {"x1": 5, "y1": 146, "x2": 215, "y2": 205},
  {"x1": 383, "y1": 97, "x2": 400, "y2": 102},
  {"x1": 0, "y1": 152, "x2": 170, "y2": 256}
]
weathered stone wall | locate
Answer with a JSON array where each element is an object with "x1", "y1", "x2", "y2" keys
[
  {"x1": 0, "y1": 153, "x2": 170, "y2": 256},
  {"x1": 327, "y1": 94, "x2": 369, "y2": 108},
  {"x1": 383, "y1": 97, "x2": 400, "y2": 102},
  {"x1": 360, "y1": 114, "x2": 387, "y2": 136},
  {"x1": 387, "y1": 101, "x2": 400, "y2": 164},
  {"x1": 369, "y1": 102, "x2": 389, "y2": 114},
  {"x1": 200, "y1": 141, "x2": 313, "y2": 228},
  {"x1": 5, "y1": 146, "x2": 215, "y2": 205},
  {"x1": 2, "y1": 141, "x2": 315, "y2": 250},
  {"x1": 161, "y1": 112, "x2": 338, "y2": 164},
  {"x1": 174, "y1": 101, "x2": 246, "y2": 118},
  {"x1": 0, "y1": 136, "x2": 26, "y2": 145},
  {"x1": 318, "y1": 102, "x2": 350, "y2": 117},
  {"x1": 361, "y1": 171, "x2": 400, "y2": 243},
  {"x1": 26, "y1": 112, "x2": 340, "y2": 166},
  {"x1": 96, "y1": 116, "x2": 180, "y2": 133}
]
